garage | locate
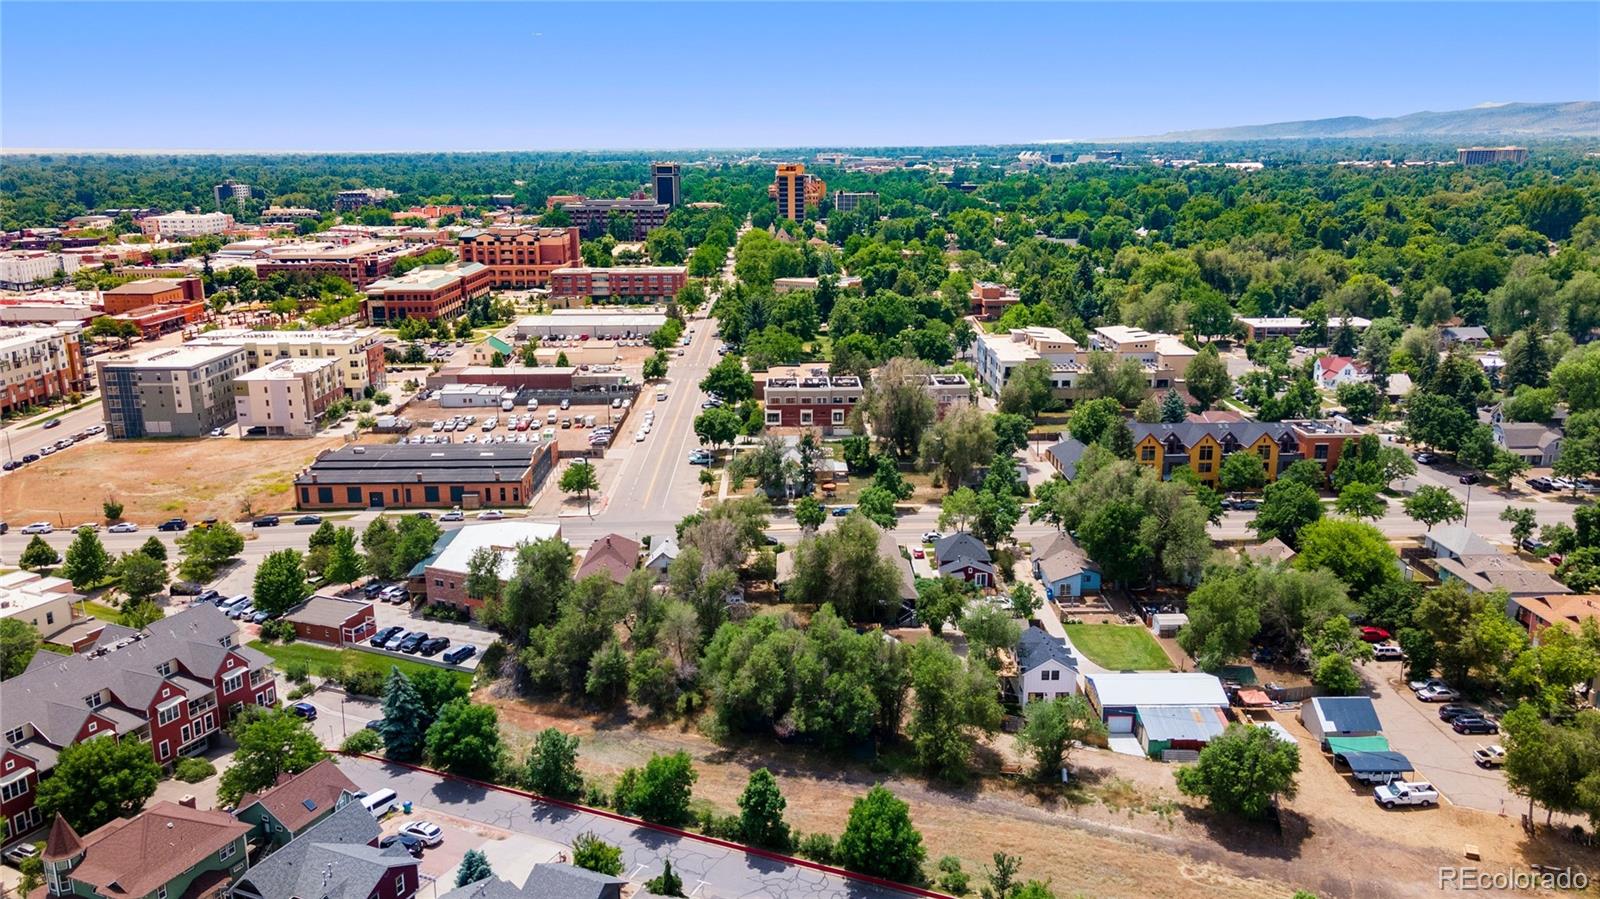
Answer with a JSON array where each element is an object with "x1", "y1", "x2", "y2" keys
[{"x1": 1107, "y1": 714, "x2": 1135, "y2": 734}]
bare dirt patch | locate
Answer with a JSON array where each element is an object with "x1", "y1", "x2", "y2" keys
[{"x1": 1, "y1": 433, "x2": 354, "y2": 523}]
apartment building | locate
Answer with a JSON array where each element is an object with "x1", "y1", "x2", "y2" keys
[
  {"x1": 970, "y1": 281, "x2": 1021, "y2": 319},
  {"x1": 97, "y1": 345, "x2": 248, "y2": 438},
  {"x1": 233, "y1": 356, "x2": 343, "y2": 437},
  {"x1": 456, "y1": 226, "x2": 582, "y2": 289},
  {"x1": 293, "y1": 442, "x2": 557, "y2": 511},
  {"x1": 0, "y1": 571, "x2": 84, "y2": 645},
  {"x1": 924, "y1": 372, "x2": 975, "y2": 417},
  {"x1": 651, "y1": 163, "x2": 682, "y2": 208},
  {"x1": 138, "y1": 211, "x2": 234, "y2": 239},
  {"x1": 832, "y1": 190, "x2": 878, "y2": 213},
  {"x1": 1, "y1": 604, "x2": 276, "y2": 837},
  {"x1": 0, "y1": 251, "x2": 80, "y2": 289},
  {"x1": 363, "y1": 261, "x2": 493, "y2": 323},
  {"x1": 414, "y1": 521, "x2": 563, "y2": 616},
  {"x1": 1089, "y1": 325, "x2": 1198, "y2": 379},
  {"x1": 561, "y1": 198, "x2": 670, "y2": 240},
  {"x1": 758, "y1": 365, "x2": 862, "y2": 433},
  {"x1": 185, "y1": 327, "x2": 386, "y2": 397},
  {"x1": 254, "y1": 240, "x2": 421, "y2": 289},
  {"x1": 0, "y1": 324, "x2": 89, "y2": 416},
  {"x1": 232, "y1": 801, "x2": 418, "y2": 899},
  {"x1": 261, "y1": 206, "x2": 321, "y2": 222},
  {"x1": 1235, "y1": 315, "x2": 1372, "y2": 342},
  {"x1": 1458, "y1": 146, "x2": 1528, "y2": 167},
  {"x1": 772, "y1": 164, "x2": 826, "y2": 221},
  {"x1": 334, "y1": 188, "x2": 397, "y2": 211},
  {"x1": 1130, "y1": 418, "x2": 1356, "y2": 487},
  {"x1": 549, "y1": 266, "x2": 686, "y2": 303},
  {"x1": 973, "y1": 325, "x2": 1196, "y2": 401}
]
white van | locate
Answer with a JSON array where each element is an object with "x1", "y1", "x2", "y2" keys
[
  {"x1": 525, "y1": 397, "x2": 539, "y2": 410},
  {"x1": 359, "y1": 788, "x2": 399, "y2": 819}
]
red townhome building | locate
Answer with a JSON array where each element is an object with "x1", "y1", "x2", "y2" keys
[
  {"x1": 1, "y1": 605, "x2": 275, "y2": 841},
  {"x1": 757, "y1": 365, "x2": 862, "y2": 434}
]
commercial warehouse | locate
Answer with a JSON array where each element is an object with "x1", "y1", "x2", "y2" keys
[{"x1": 293, "y1": 442, "x2": 556, "y2": 510}]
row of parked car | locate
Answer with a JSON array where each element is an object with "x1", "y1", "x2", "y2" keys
[
  {"x1": 2, "y1": 425, "x2": 105, "y2": 470},
  {"x1": 1528, "y1": 475, "x2": 1599, "y2": 493},
  {"x1": 368, "y1": 625, "x2": 476, "y2": 665}
]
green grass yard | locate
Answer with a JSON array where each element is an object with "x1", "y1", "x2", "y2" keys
[
  {"x1": 1063, "y1": 623, "x2": 1174, "y2": 671},
  {"x1": 248, "y1": 640, "x2": 470, "y2": 686}
]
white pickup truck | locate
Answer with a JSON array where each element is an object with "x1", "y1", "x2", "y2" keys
[{"x1": 1374, "y1": 780, "x2": 1439, "y2": 809}]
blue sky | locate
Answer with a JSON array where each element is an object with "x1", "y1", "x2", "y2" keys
[{"x1": 3, "y1": 2, "x2": 1595, "y2": 151}]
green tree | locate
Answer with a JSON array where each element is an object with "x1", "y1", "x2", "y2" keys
[
  {"x1": 585, "y1": 638, "x2": 630, "y2": 706},
  {"x1": 362, "y1": 517, "x2": 398, "y2": 579},
  {"x1": 560, "y1": 460, "x2": 601, "y2": 514},
  {"x1": 380, "y1": 667, "x2": 429, "y2": 761},
  {"x1": 1066, "y1": 397, "x2": 1124, "y2": 447},
  {"x1": 1015, "y1": 694, "x2": 1107, "y2": 779},
  {"x1": 999, "y1": 359, "x2": 1055, "y2": 417},
  {"x1": 1179, "y1": 563, "x2": 1261, "y2": 670},
  {"x1": 1249, "y1": 479, "x2": 1324, "y2": 547},
  {"x1": 62, "y1": 528, "x2": 111, "y2": 590},
  {"x1": 644, "y1": 860, "x2": 686, "y2": 898},
  {"x1": 1403, "y1": 485, "x2": 1465, "y2": 531},
  {"x1": 694, "y1": 406, "x2": 741, "y2": 449},
  {"x1": 1501, "y1": 507, "x2": 1538, "y2": 547},
  {"x1": 1295, "y1": 517, "x2": 1402, "y2": 608},
  {"x1": 523, "y1": 727, "x2": 583, "y2": 800},
  {"x1": 700, "y1": 355, "x2": 755, "y2": 404},
  {"x1": 856, "y1": 485, "x2": 899, "y2": 528},
  {"x1": 118, "y1": 600, "x2": 163, "y2": 629},
  {"x1": 252, "y1": 549, "x2": 308, "y2": 617},
  {"x1": 863, "y1": 357, "x2": 938, "y2": 459},
  {"x1": 20, "y1": 535, "x2": 60, "y2": 571},
  {"x1": 836, "y1": 785, "x2": 926, "y2": 884},
  {"x1": 1486, "y1": 450, "x2": 1531, "y2": 489},
  {"x1": 737, "y1": 768, "x2": 793, "y2": 851},
  {"x1": 794, "y1": 495, "x2": 826, "y2": 531},
  {"x1": 0, "y1": 618, "x2": 41, "y2": 680},
  {"x1": 1159, "y1": 387, "x2": 1188, "y2": 423},
  {"x1": 454, "y1": 850, "x2": 494, "y2": 887},
  {"x1": 1009, "y1": 582, "x2": 1041, "y2": 621},
  {"x1": 1335, "y1": 381, "x2": 1382, "y2": 423},
  {"x1": 1219, "y1": 451, "x2": 1267, "y2": 494},
  {"x1": 788, "y1": 514, "x2": 903, "y2": 623},
  {"x1": 614, "y1": 751, "x2": 697, "y2": 828},
  {"x1": 116, "y1": 551, "x2": 167, "y2": 602},
  {"x1": 572, "y1": 831, "x2": 623, "y2": 876},
  {"x1": 425, "y1": 699, "x2": 502, "y2": 780},
  {"x1": 218, "y1": 708, "x2": 327, "y2": 805},
  {"x1": 35, "y1": 736, "x2": 161, "y2": 833},
  {"x1": 1184, "y1": 345, "x2": 1231, "y2": 411},
  {"x1": 906, "y1": 639, "x2": 1002, "y2": 782},
  {"x1": 1078, "y1": 498, "x2": 1153, "y2": 587},
  {"x1": 1334, "y1": 481, "x2": 1386, "y2": 521},
  {"x1": 323, "y1": 527, "x2": 365, "y2": 586},
  {"x1": 176, "y1": 521, "x2": 243, "y2": 582},
  {"x1": 1175, "y1": 723, "x2": 1300, "y2": 820},
  {"x1": 1312, "y1": 652, "x2": 1363, "y2": 695},
  {"x1": 139, "y1": 535, "x2": 168, "y2": 562},
  {"x1": 915, "y1": 578, "x2": 970, "y2": 637},
  {"x1": 102, "y1": 498, "x2": 123, "y2": 523}
]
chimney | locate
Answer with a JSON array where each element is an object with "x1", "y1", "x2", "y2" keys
[{"x1": 178, "y1": 795, "x2": 197, "y2": 809}]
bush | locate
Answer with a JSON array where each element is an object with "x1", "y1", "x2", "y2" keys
[
  {"x1": 583, "y1": 783, "x2": 610, "y2": 809},
  {"x1": 477, "y1": 641, "x2": 507, "y2": 681},
  {"x1": 695, "y1": 809, "x2": 741, "y2": 840},
  {"x1": 341, "y1": 729, "x2": 382, "y2": 755},
  {"x1": 173, "y1": 757, "x2": 216, "y2": 783},
  {"x1": 342, "y1": 668, "x2": 386, "y2": 696},
  {"x1": 796, "y1": 832, "x2": 836, "y2": 864},
  {"x1": 287, "y1": 683, "x2": 314, "y2": 701},
  {"x1": 259, "y1": 620, "x2": 297, "y2": 644},
  {"x1": 284, "y1": 660, "x2": 311, "y2": 683}
]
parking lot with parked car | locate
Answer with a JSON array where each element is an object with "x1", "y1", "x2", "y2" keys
[{"x1": 1368, "y1": 659, "x2": 1520, "y2": 814}]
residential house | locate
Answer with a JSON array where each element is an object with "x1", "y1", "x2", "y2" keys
[
  {"x1": 878, "y1": 530, "x2": 919, "y2": 622},
  {"x1": 1494, "y1": 422, "x2": 1563, "y2": 466},
  {"x1": 1315, "y1": 355, "x2": 1367, "y2": 389},
  {"x1": 231, "y1": 801, "x2": 417, "y2": 899},
  {"x1": 1044, "y1": 437, "x2": 1088, "y2": 480},
  {"x1": 1082, "y1": 673, "x2": 1227, "y2": 739},
  {"x1": 1030, "y1": 533, "x2": 1101, "y2": 599},
  {"x1": 643, "y1": 536, "x2": 679, "y2": 578},
  {"x1": 1441, "y1": 326, "x2": 1491, "y2": 346},
  {"x1": 575, "y1": 535, "x2": 640, "y2": 585},
  {"x1": 1422, "y1": 525, "x2": 1497, "y2": 562},
  {"x1": 411, "y1": 521, "x2": 563, "y2": 617},
  {"x1": 1239, "y1": 537, "x2": 1297, "y2": 565},
  {"x1": 1131, "y1": 420, "x2": 1300, "y2": 487},
  {"x1": 233, "y1": 759, "x2": 362, "y2": 851},
  {"x1": 1011, "y1": 627, "x2": 1079, "y2": 706},
  {"x1": 1509, "y1": 594, "x2": 1600, "y2": 636},
  {"x1": 438, "y1": 866, "x2": 626, "y2": 899},
  {"x1": 1300, "y1": 696, "x2": 1383, "y2": 747},
  {"x1": 1435, "y1": 553, "x2": 1571, "y2": 598},
  {"x1": 2, "y1": 605, "x2": 275, "y2": 839},
  {"x1": 282, "y1": 597, "x2": 375, "y2": 648},
  {"x1": 38, "y1": 804, "x2": 250, "y2": 899},
  {"x1": 934, "y1": 532, "x2": 996, "y2": 588}
]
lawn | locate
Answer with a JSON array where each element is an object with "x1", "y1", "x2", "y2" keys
[
  {"x1": 248, "y1": 640, "x2": 470, "y2": 686},
  {"x1": 1063, "y1": 623, "x2": 1173, "y2": 671},
  {"x1": 82, "y1": 600, "x2": 122, "y2": 622}
]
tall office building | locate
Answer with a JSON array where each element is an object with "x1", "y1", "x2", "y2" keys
[
  {"x1": 1457, "y1": 146, "x2": 1529, "y2": 167},
  {"x1": 773, "y1": 163, "x2": 826, "y2": 222},
  {"x1": 651, "y1": 163, "x2": 681, "y2": 208}
]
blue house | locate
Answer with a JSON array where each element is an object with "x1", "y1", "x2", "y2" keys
[{"x1": 1031, "y1": 533, "x2": 1101, "y2": 599}]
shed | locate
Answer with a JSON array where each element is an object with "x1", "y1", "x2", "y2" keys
[
  {"x1": 1149, "y1": 612, "x2": 1188, "y2": 637},
  {"x1": 284, "y1": 596, "x2": 376, "y2": 647},
  {"x1": 1300, "y1": 696, "x2": 1383, "y2": 745},
  {"x1": 1084, "y1": 672, "x2": 1228, "y2": 734},
  {"x1": 1137, "y1": 704, "x2": 1229, "y2": 757}
]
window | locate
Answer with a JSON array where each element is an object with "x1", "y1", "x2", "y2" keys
[
  {"x1": 395, "y1": 875, "x2": 405, "y2": 893},
  {"x1": 157, "y1": 886, "x2": 167, "y2": 899},
  {"x1": 159, "y1": 741, "x2": 170, "y2": 760},
  {"x1": 1140, "y1": 446, "x2": 1156, "y2": 461},
  {"x1": 223, "y1": 671, "x2": 244, "y2": 694},
  {"x1": 1314, "y1": 444, "x2": 1330, "y2": 460},
  {"x1": 156, "y1": 661, "x2": 173, "y2": 676},
  {"x1": 219, "y1": 841, "x2": 235, "y2": 862},
  {"x1": 4, "y1": 727, "x2": 23, "y2": 745},
  {"x1": 832, "y1": 410, "x2": 845, "y2": 424},
  {"x1": 157, "y1": 701, "x2": 183, "y2": 726},
  {"x1": 1198, "y1": 446, "x2": 1214, "y2": 461},
  {"x1": 1198, "y1": 463, "x2": 1212, "y2": 474},
  {"x1": 83, "y1": 693, "x2": 103, "y2": 710},
  {"x1": 1, "y1": 776, "x2": 29, "y2": 802}
]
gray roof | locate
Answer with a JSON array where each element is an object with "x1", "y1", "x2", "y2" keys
[
  {"x1": 1424, "y1": 525, "x2": 1496, "y2": 558},
  {"x1": 1045, "y1": 437, "x2": 1088, "y2": 480},
  {"x1": 1129, "y1": 420, "x2": 1294, "y2": 452},
  {"x1": 1031, "y1": 533, "x2": 1097, "y2": 583},
  {"x1": 295, "y1": 443, "x2": 542, "y2": 486},
  {"x1": 233, "y1": 801, "x2": 397, "y2": 899},
  {"x1": 1443, "y1": 326, "x2": 1490, "y2": 341},
  {"x1": 1496, "y1": 422, "x2": 1561, "y2": 452},
  {"x1": 286, "y1": 596, "x2": 373, "y2": 628},
  {"x1": 441, "y1": 866, "x2": 626, "y2": 899},
  {"x1": 878, "y1": 531, "x2": 918, "y2": 603},
  {"x1": 935, "y1": 532, "x2": 990, "y2": 564},
  {"x1": 1309, "y1": 696, "x2": 1383, "y2": 734},
  {"x1": 1138, "y1": 705, "x2": 1230, "y2": 743},
  {"x1": 1016, "y1": 626, "x2": 1076, "y2": 673},
  {"x1": 2, "y1": 604, "x2": 269, "y2": 762}
]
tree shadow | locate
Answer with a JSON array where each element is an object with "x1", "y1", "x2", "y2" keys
[{"x1": 1176, "y1": 803, "x2": 1312, "y2": 860}]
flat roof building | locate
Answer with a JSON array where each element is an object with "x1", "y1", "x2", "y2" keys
[
  {"x1": 234, "y1": 356, "x2": 343, "y2": 437},
  {"x1": 651, "y1": 163, "x2": 681, "y2": 209},
  {"x1": 560, "y1": 198, "x2": 670, "y2": 241},
  {"x1": 97, "y1": 344, "x2": 248, "y2": 438},
  {"x1": 549, "y1": 266, "x2": 686, "y2": 303},
  {"x1": 758, "y1": 365, "x2": 862, "y2": 434},
  {"x1": 363, "y1": 261, "x2": 493, "y2": 324},
  {"x1": 0, "y1": 324, "x2": 89, "y2": 416},
  {"x1": 100, "y1": 277, "x2": 205, "y2": 316},
  {"x1": 456, "y1": 227, "x2": 582, "y2": 289},
  {"x1": 294, "y1": 442, "x2": 557, "y2": 511},
  {"x1": 1235, "y1": 315, "x2": 1372, "y2": 342},
  {"x1": 254, "y1": 240, "x2": 421, "y2": 289},
  {"x1": 513, "y1": 310, "x2": 668, "y2": 339},
  {"x1": 1458, "y1": 146, "x2": 1528, "y2": 167},
  {"x1": 832, "y1": 190, "x2": 878, "y2": 213},
  {"x1": 186, "y1": 327, "x2": 386, "y2": 397},
  {"x1": 0, "y1": 251, "x2": 80, "y2": 289},
  {"x1": 773, "y1": 164, "x2": 825, "y2": 221},
  {"x1": 139, "y1": 211, "x2": 233, "y2": 239},
  {"x1": 412, "y1": 520, "x2": 563, "y2": 616}
]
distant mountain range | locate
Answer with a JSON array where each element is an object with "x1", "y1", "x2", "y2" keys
[{"x1": 1115, "y1": 101, "x2": 1600, "y2": 142}]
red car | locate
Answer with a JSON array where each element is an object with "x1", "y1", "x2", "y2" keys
[{"x1": 1360, "y1": 626, "x2": 1391, "y2": 643}]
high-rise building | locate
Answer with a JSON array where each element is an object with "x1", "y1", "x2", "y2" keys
[
  {"x1": 97, "y1": 345, "x2": 249, "y2": 438},
  {"x1": 456, "y1": 226, "x2": 582, "y2": 289},
  {"x1": 1457, "y1": 146, "x2": 1529, "y2": 167},
  {"x1": 831, "y1": 190, "x2": 877, "y2": 214},
  {"x1": 334, "y1": 188, "x2": 397, "y2": 211},
  {"x1": 651, "y1": 162, "x2": 682, "y2": 208},
  {"x1": 773, "y1": 164, "x2": 826, "y2": 221},
  {"x1": 213, "y1": 180, "x2": 263, "y2": 211}
]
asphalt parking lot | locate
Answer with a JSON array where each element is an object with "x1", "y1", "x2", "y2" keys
[
  {"x1": 1364, "y1": 659, "x2": 1518, "y2": 815},
  {"x1": 369, "y1": 599, "x2": 494, "y2": 668}
]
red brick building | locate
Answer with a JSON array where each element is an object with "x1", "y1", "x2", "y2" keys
[
  {"x1": 456, "y1": 227, "x2": 582, "y2": 289},
  {"x1": 0, "y1": 325, "x2": 89, "y2": 416},
  {"x1": 758, "y1": 365, "x2": 862, "y2": 434},
  {"x1": 100, "y1": 277, "x2": 205, "y2": 316},
  {"x1": 550, "y1": 266, "x2": 686, "y2": 303},
  {"x1": 362, "y1": 261, "x2": 493, "y2": 324},
  {"x1": 283, "y1": 596, "x2": 376, "y2": 647},
  {"x1": 111, "y1": 300, "x2": 206, "y2": 338},
  {"x1": 294, "y1": 442, "x2": 557, "y2": 511},
  {"x1": 0, "y1": 605, "x2": 276, "y2": 838},
  {"x1": 255, "y1": 241, "x2": 423, "y2": 289}
]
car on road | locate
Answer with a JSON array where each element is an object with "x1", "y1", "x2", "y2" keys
[
  {"x1": 399, "y1": 821, "x2": 443, "y2": 847},
  {"x1": 1412, "y1": 451, "x2": 1438, "y2": 464},
  {"x1": 379, "y1": 833, "x2": 423, "y2": 858},
  {"x1": 2, "y1": 460, "x2": 19, "y2": 471},
  {"x1": 1408, "y1": 676, "x2": 1450, "y2": 692},
  {"x1": 398, "y1": 632, "x2": 429, "y2": 653},
  {"x1": 418, "y1": 636, "x2": 451, "y2": 656},
  {"x1": 831, "y1": 505, "x2": 853, "y2": 516},
  {"x1": 477, "y1": 509, "x2": 504, "y2": 520},
  {"x1": 1359, "y1": 625, "x2": 1391, "y2": 643},
  {"x1": 20, "y1": 453, "x2": 39, "y2": 464},
  {"x1": 912, "y1": 548, "x2": 924, "y2": 558},
  {"x1": 1473, "y1": 745, "x2": 1506, "y2": 768},
  {"x1": 291, "y1": 701, "x2": 318, "y2": 721},
  {"x1": 1374, "y1": 780, "x2": 1438, "y2": 809},
  {"x1": 209, "y1": 428, "x2": 226, "y2": 437},
  {"x1": 108, "y1": 522, "x2": 139, "y2": 533},
  {"x1": 1231, "y1": 499, "x2": 1261, "y2": 510},
  {"x1": 157, "y1": 518, "x2": 188, "y2": 531},
  {"x1": 41, "y1": 417, "x2": 63, "y2": 429},
  {"x1": 1372, "y1": 644, "x2": 1405, "y2": 661},
  {"x1": 1452, "y1": 716, "x2": 1499, "y2": 735},
  {"x1": 1415, "y1": 685, "x2": 1460, "y2": 702},
  {"x1": 634, "y1": 430, "x2": 646, "y2": 442},
  {"x1": 20, "y1": 522, "x2": 53, "y2": 534},
  {"x1": 688, "y1": 450, "x2": 712, "y2": 465},
  {"x1": 295, "y1": 514, "x2": 323, "y2": 525},
  {"x1": 440, "y1": 509, "x2": 464, "y2": 522},
  {"x1": 253, "y1": 515, "x2": 280, "y2": 527},
  {"x1": 1437, "y1": 703, "x2": 1477, "y2": 722},
  {"x1": 923, "y1": 531, "x2": 943, "y2": 543},
  {"x1": 1458, "y1": 473, "x2": 1481, "y2": 485},
  {"x1": 371, "y1": 626, "x2": 404, "y2": 648},
  {"x1": 443, "y1": 644, "x2": 477, "y2": 665},
  {"x1": 656, "y1": 390, "x2": 667, "y2": 401}
]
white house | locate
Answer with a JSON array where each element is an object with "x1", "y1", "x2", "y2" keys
[
  {"x1": 1012, "y1": 627, "x2": 1079, "y2": 706},
  {"x1": 1315, "y1": 355, "x2": 1367, "y2": 389}
]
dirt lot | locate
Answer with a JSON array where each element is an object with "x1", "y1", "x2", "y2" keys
[
  {"x1": 483, "y1": 694, "x2": 1600, "y2": 899},
  {"x1": 0, "y1": 433, "x2": 354, "y2": 523}
]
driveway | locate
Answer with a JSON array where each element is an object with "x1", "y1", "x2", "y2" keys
[
  {"x1": 339, "y1": 756, "x2": 917, "y2": 899},
  {"x1": 1364, "y1": 660, "x2": 1518, "y2": 816}
]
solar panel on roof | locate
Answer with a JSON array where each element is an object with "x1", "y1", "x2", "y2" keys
[{"x1": 302, "y1": 799, "x2": 318, "y2": 811}]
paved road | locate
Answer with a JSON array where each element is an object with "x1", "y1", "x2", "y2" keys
[
  {"x1": 339, "y1": 755, "x2": 914, "y2": 899},
  {"x1": 0, "y1": 400, "x2": 107, "y2": 473}
]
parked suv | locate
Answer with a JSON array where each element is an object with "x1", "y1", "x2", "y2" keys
[{"x1": 157, "y1": 518, "x2": 188, "y2": 532}]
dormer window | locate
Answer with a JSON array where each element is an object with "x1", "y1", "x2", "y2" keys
[{"x1": 156, "y1": 662, "x2": 173, "y2": 677}]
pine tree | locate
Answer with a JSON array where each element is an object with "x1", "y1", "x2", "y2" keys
[
  {"x1": 455, "y1": 850, "x2": 493, "y2": 887},
  {"x1": 380, "y1": 667, "x2": 428, "y2": 761},
  {"x1": 644, "y1": 860, "x2": 686, "y2": 897},
  {"x1": 1159, "y1": 388, "x2": 1188, "y2": 423}
]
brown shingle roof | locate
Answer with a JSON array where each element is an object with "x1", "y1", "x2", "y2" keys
[
  {"x1": 43, "y1": 814, "x2": 82, "y2": 861},
  {"x1": 70, "y1": 802, "x2": 248, "y2": 898},
  {"x1": 234, "y1": 759, "x2": 360, "y2": 834},
  {"x1": 575, "y1": 534, "x2": 639, "y2": 585}
]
